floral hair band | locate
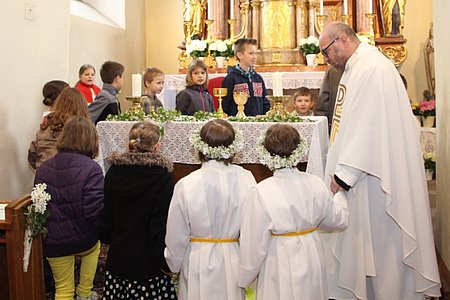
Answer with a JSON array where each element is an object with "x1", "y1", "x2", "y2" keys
[{"x1": 189, "y1": 127, "x2": 244, "y2": 160}]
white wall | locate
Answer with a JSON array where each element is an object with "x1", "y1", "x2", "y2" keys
[
  {"x1": 434, "y1": 0, "x2": 450, "y2": 273},
  {"x1": 0, "y1": 1, "x2": 71, "y2": 199},
  {"x1": 0, "y1": 0, "x2": 146, "y2": 199}
]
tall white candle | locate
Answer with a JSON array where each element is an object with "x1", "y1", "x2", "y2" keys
[
  {"x1": 272, "y1": 72, "x2": 283, "y2": 97},
  {"x1": 230, "y1": 0, "x2": 235, "y2": 19},
  {"x1": 132, "y1": 74, "x2": 142, "y2": 97},
  {"x1": 343, "y1": 0, "x2": 348, "y2": 15},
  {"x1": 319, "y1": 0, "x2": 324, "y2": 15},
  {"x1": 207, "y1": 0, "x2": 212, "y2": 20},
  {"x1": 368, "y1": 0, "x2": 373, "y2": 13}
]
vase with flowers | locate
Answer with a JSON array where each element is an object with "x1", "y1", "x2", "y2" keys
[
  {"x1": 419, "y1": 99, "x2": 436, "y2": 127},
  {"x1": 186, "y1": 38, "x2": 209, "y2": 59},
  {"x1": 299, "y1": 36, "x2": 320, "y2": 66},
  {"x1": 423, "y1": 152, "x2": 436, "y2": 180},
  {"x1": 411, "y1": 101, "x2": 422, "y2": 126},
  {"x1": 209, "y1": 39, "x2": 234, "y2": 68}
]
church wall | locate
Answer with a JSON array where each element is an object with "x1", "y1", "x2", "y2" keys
[
  {"x1": 145, "y1": 0, "x2": 184, "y2": 74},
  {"x1": 434, "y1": 0, "x2": 450, "y2": 275},
  {"x1": 0, "y1": 0, "x2": 146, "y2": 199},
  {"x1": 0, "y1": 1, "x2": 71, "y2": 199},
  {"x1": 400, "y1": 1, "x2": 433, "y2": 102}
]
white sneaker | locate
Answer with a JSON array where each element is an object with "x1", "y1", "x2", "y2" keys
[{"x1": 75, "y1": 290, "x2": 98, "y2": 300}]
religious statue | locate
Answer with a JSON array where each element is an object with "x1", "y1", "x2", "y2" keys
[
  {"x1": 380, "y1": 0, "x2": 406, "y2": 36},
  {"x1": 424, "y1": 23, "x2": 435, "y2": 99},
  {"x1": 183, "y1": 0, "x2": 207, "y2": 40}
]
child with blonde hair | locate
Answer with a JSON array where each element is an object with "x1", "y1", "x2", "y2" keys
[
  {"x1": 165, "y1": 119, "x2": 256, "y2": 300},
  {"x1": 176, "y1": 59, "x2": 215, "y2": 115},
  {"x1": 141, "y1": 67, "x2": 165, "y2": 114},
  {"x1": 238, "y1": 124, "x2": 349, "y2": 300},
  {"x1": 100, "y1": 122, "x2": 177, "y2": 299}
]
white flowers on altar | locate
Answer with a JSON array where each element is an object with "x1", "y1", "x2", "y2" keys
[
  {"x1": 186, "y1": 39, "x2": 209, "y2": 58},
  {"x1": 257, "y1": 131, "x2": 308, "y2": 171},
  {"x1": 208, "y1": 39, "x2": 234, "y2": 58},
  {"x1": 23, "y1": 183, "x2": 51, "y2": 272},
  {"x1": 190, "y1": 127, "x2": 244, "y2": 160},
  {"x1": 299, "y1": 36, "x2": 320, "y2": 56}
]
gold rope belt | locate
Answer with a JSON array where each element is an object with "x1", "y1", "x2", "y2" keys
[
  {"x1": 271, "y1": 227, "x2": 318, "y2": 237},
  {"x1": 190, "y1": 237, "x2": 239, "y2": 243}
]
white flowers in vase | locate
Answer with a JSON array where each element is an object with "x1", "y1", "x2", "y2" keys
[
  {"x1": 208, "y1": 39, "x2": 234, "y2": 58},
  {"x1": 299, "y1": 36, "x2": 320, "y2": 56},
  {"x1": 186, "y1": 39, "x2": 209, "y2": 58}
]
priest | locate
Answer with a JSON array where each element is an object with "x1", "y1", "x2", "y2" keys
[{"x1": 319, "y1": 21, "x2": 441, "y2": 299}]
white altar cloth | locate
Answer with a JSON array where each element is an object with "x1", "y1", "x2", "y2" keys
[
  {"x1": 160, "y1": 71, "x2": 326, "y2": 109},
  {"x1": 96, "y1": 116, "x2": 329, "y2": 177}
]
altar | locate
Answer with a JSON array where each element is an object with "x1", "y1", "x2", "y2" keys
[
  {"x1": 160, "y1": 70, "x2": 327, "y2": 109},
  {"x1": 96, "y1": 116, "x2": 329, "y2": 180}
]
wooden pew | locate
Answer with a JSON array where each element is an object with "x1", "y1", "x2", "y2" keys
[{"x1": 0, "y1": 195, "x2": 45, "y2": 300}]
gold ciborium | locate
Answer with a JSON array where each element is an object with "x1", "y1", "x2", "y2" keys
[
  {"x1": 125, "y1": 96, "x2": 144, "y2": 112},
  {"x1": 213, "y1": 88, "x2": 228, "y2": 119},
  {"x1": 233, "y1": 91, "x2": 249, "y2": 119},
  {"x1": 266, "y1": 96, "x2": 290, "y2": 117}
]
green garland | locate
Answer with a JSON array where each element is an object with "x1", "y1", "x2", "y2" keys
[{"x1": 106, "y1": 108, "x2": 314, "y2": 123}]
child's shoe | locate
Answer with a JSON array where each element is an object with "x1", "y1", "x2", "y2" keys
[{"x1": 75, "y1": 291, "x2": 98, "y2": 300}]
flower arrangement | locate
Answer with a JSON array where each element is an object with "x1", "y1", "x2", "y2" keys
[
  {"x1": 419, "y1": 99, "x2": 436, "y2": 117},
  {"x1": 189, "y1": 127, "x2": 244, "y2": 160},
  {"x1": 299, "y1": 36, "x2": 320, "y2": 56},
  {"x1": 256, "y1": 131, "x2": 308, "y2": 171},
  {"x1": 208, "y1": 39, "x2": 234, "y2": 58},
  {"x1": 411, "y1": 101, "x2": 422, "y2": 116},
  {"x1": 423, "y1": 152, "x2": 436, "y2": 171},
  {"x1": 23, "y1": 183, "x2": 51, "y2": 272},
  {"x1": 185, "y1": 38, "x2": 209, "y2": 58}
]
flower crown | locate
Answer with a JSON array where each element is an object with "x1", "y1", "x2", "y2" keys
[
  {"x1": 256, "y1": 131, "x2": 308, "y2": 171},
  {"x1": 189, "y1": 127, "x2": 244, "y2": 160}
]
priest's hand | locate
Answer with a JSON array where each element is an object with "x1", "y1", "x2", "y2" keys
[{"x1": 330, "y1": 175, "x2": 342, "y2": 194}]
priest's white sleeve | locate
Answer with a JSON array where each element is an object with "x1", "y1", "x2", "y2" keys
[
  {"x1": 335, "y1": 164, "x2": 366, "y2": 188},
  {"x1": 238, "y1": 187, "x2": 272, "y2": 287},
  {"x1": 164, "y1": 183, "x2": 191, "y2": 273}
]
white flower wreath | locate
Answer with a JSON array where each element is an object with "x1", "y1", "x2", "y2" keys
[
  {"x1": 189, "y1": 127, "x2": 244, "y2": 160},
  {"x1": 256, "y1": 130, "x2": 308, "y2": 171}
]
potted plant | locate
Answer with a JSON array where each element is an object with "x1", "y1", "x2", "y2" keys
[
  {"x1": 209, "y1": 39, "x2": 234, "y2": 68},
  {"x1": 299, "y1": 36, "x2": 320, "y2": 66},
  {"x1": 186, "y1": 38, "x2": 209, "y2": 59},
  {"x1": 423, "y1": 152, "x2": 436, "y2": 180},
  {"x1": 411, "y1": 101, "x2": 422, "y2": 126},
  {"x1": 419, "y1": 99, "x2": 436, "y2": 127}
]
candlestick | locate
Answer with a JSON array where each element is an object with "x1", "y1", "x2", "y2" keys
[
  {"x1": 230, "y1": 0, "x2": 235, "y2": 19},
  {"x1": 132, "y1": 74, "x2": 142, "y2": 97},
  {"x1": 368, "y1": 0, "x2": 372, "y2": 14},
  {"x1": 207, "y1": 0, "x2": 212, "y2": 20},
  {"x1": 365, "y1": 13, "x2": 375, "y2": 45},
  {"x1": 343, "y1": 0, "x2": 348, "y2": 15},
  {"x1": 319, "y1": 0, "x2": 324, "y2": 15},
  {"x1": 205, "y1": 19, "x2": 214, "y2": 41}
]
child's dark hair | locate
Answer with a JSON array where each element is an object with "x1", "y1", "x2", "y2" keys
[
  {"x1": 199, "y1": 119, "x2": 235, "y2": 165},
  {"x1": 234, "y1": 38, "x2": 257, "y2": 57},
  {"x1": 143, "y1": 67, "x2": 164, "y2": 87},
  {"x1": 128, "y1": 122, "x2": 161, "y2": 153},
  {"x1": 78, "y1": 64, "x2": 96, "y2": 77},
  {"x1": 100, "y1": 61, "x2": 125, "y2": 84},
  {"x1": 186, "y1": 59, "x2": 209, "y2": 88},
  {"x1": 264, "y1": 124, "x2": 301, "y2": 157},
  {"x1": 57, "y1": 116, "x2": 99, "y2": 159},
  {"x1": 42, "y1": 80, "x2": 69, "y2": 107}
]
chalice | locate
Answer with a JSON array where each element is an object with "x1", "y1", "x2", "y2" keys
[
  {"x1": 213, "y1": 88, "x2": 228, "y2": 119},
  {"x1": 233, "y1": 91, "x2": 249, "y2": 119},
  {"x1": 125, "y1": 96, "x2": 144, "y2": 112},
  {"x1": 266, "y1": 96, "x2": 290, "y2": 117}
]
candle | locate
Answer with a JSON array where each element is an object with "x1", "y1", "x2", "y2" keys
[
  {"x1": 132, "y1": 73, "x2": 142, "y2": 97},
  {"x1": 368, "y1": 0, "x2": 372, "y2": 14},
  {"x1": 207, "y1": 0, "x2": 212, "y2": 20},
  {"x1": 272, "y1": 72, "x2": 283, "y2": 97},
  {"x1": 343, "y1": 0, "x2": 348, "y2": 15},
  {"x1": 230, "y1": 0, "x2": 235, "y2": 19},
  {"x1": 319, "y1": 0, "x2": 324, "y2": 15}
]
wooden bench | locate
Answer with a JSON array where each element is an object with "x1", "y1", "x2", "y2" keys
[{"x1": 0, "y1": 195, "x2": 45, "y2": 300}]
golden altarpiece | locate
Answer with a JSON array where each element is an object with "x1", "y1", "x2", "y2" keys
[{"x1": 179, "y1": 0, "x2": 408, "y2": 70}]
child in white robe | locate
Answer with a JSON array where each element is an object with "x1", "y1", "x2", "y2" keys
[
  {"x1": 238, "y1": 124, "x2": 349, "y2": 300},
  {"x1": 165, "y1": 119, "x2": 257, "y2": 300}
]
